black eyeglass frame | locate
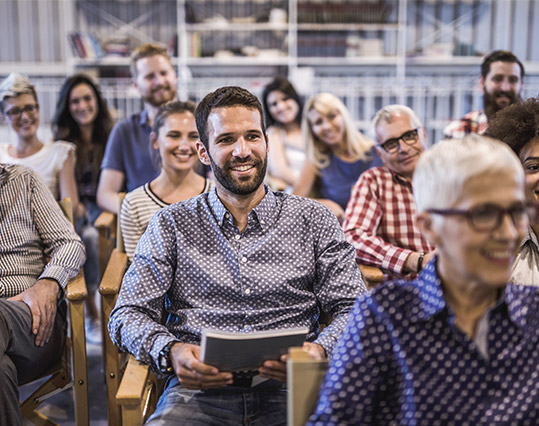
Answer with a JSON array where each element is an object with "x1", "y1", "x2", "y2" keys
[
  {"x1": 426, "y1": 202, "x2": 537, "y2": 232},
  {"x1": 377, "y1": 128, "x2": 420, "y2": 153},
  {"x1": 4, "y1": 104, "x2": 40, "y2": 119}
]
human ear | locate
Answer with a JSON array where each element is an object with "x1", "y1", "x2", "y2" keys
[
  {"x1": 150, "y1": 132, "x2": 159, "y2": 150},
  {"x1": 479, "y1": 75, "x2": 485, "y2": 91},
  {"x1": 416, "y1": 211, "x2": 442, "y2": 247},
  {"x1": 196, "y1": 140, "x2": 211, "y2": 166}
]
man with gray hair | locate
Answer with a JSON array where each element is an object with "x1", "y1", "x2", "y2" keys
[{"x1": 343, "y1": 104, "x2": 435, "y2": 277}]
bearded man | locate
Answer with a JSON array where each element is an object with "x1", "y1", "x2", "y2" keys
[
  {"x1": 108, "y1": 86, "x2": 366, "y2": 426},
  {"x1": 444, "y1": 50, "x2": 524, "y2": 139},
  {"x1": 97, "y1": 43, "x2": 179, "y2": 213}
]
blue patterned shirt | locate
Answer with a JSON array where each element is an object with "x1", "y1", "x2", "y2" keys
[
  {"x1": 109, "y1": 187, "x2": 365, "y2": 374},
  {"x1": 310, "y1": 258, "x2": 539, "y2": 425}
]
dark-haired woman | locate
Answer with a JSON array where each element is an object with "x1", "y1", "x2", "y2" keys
[
  {"x1": 52, "y1": 73, "x2": 114, "y2": 344},
  {"x1": 262, "y1": 77, "x2": 305, "y2": 189}
]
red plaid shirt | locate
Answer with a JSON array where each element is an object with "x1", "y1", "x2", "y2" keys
[
  {"x1": 343, "y1": 167, "x2": 435, "y2": 276},
  {"x1": 443, "y1": 110, "x2": 488, "y2": 139}
]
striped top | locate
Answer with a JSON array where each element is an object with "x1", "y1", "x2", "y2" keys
[
  {"x1": 120, "y1": 179, "x2": 214, "y2": 260},
  {"x1": 0, "y1": 163, "x2": 85, "y2": 298}
]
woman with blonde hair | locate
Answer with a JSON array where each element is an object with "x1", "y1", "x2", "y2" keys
[{"x1": 294, "y1": 92, "x2": 378, "y2": 221}]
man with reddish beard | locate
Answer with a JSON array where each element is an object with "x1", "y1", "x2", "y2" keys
[
  {"x1": 108, "y1": 86, "x2": 365, "y2": 425},
  {"x1": 343, "y1": 105, "x2": 435, "y2": 278},
  {"x1": 97, "y1": 43, "x2": 178, "y2": 213},
  {"x1": 444, "y1": 50, "x2": 524, "y2": 139}
]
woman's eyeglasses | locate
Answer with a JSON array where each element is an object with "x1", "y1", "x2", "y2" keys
[
  {"x1": 4, "y1": 104, "x2": 39, "y2": 119},
  {"x1": 427, "y1": 203, "x2": 537, "y2": 232}
]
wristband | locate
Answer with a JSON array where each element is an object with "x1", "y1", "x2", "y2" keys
[
  {"x1": 158, "y1": 341, "x2": 178, "y2": 374},
  {"x1": 417, "y1": 252, "x2": 425, "y2": 273}
]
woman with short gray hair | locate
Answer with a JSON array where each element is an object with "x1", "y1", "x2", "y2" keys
[{"x1": 310, "y1": 135, "x2": 539, "y2": 424}]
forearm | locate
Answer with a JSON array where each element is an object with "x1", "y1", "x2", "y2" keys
[
  {"x1": 347, "y1": 229, "x2": 413, "y2": 275},
  {"x1": 97, "y1": 189, "x2": 119, "y2": 214},
  {"x1": 108, "y1": 304, "x2": 177, "y2": 371},
  {"x1": 313, "y1": 310, "x2": 351, "y2": 357}
]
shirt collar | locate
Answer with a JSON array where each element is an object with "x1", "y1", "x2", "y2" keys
[
  {"x1": 207, "y1": 185, "x2": 276, "y2": 230},
  {"x1": 139, "y1": 109, "x2": 150, "y2": 127},
  {"x1": 0, "y1": 163, "x2": 9, "y2": 185},
  {"x1": 388, "y1": 168, "x2": 413, "y2": 189},
  {"x1": 413, "y1": 256, "x2": 530, "y2": 330},
  {"x1": 519, "y1": 226, "x2": 539, "y2": 250}
]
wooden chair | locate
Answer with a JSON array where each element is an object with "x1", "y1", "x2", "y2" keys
[
  {"x1": 115, "y1": 354, "x2": 159, "y2": 426},
  {"x1": 287, "y1": 347, "x2": 328, "y2": 426},
  {"x1": 358, "y1": 263, "x2": 384, "y2": 289},
  {"x1": 94, "y1": 211, "x2": 117, "y2": 280},
  {"x1": 99, "y1": 193, "x2": 129, "y2": 425},
  {"x1": 20, "y1": 198, "x2": 89, "y2": 426}
]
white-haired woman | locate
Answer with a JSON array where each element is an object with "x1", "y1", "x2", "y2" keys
[
  {"x1": 0, "y1": 73, "x2": 81, "y2": 217},
  {"x1": 293, "y1": 93, "x2": 378, "y2": 221},
  {"x1": 310, "y1": 135, "x2": 539, "y2": 424}
]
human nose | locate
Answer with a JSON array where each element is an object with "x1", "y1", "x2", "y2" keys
[
  {"x1": 177, "y1": 136, "x2": 188, "y2": 149},
  {"x1": 233, "y1": 137, "x2": 251, "y2": 158},
  {"x1": 495, "y1": 211, "x2": 520, "y2": 240},
  {"x1": 500, "y1": 78, "x2": 511, "y2": 91}
]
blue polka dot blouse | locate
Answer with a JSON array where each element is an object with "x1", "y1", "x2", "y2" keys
[{"x1": 309, "y1": 258, "x2": 539, "y2": 425}]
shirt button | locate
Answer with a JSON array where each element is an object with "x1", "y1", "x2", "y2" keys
[
  {"x1": 235, "y1": 234, "x2": 240, "y2": 240},
  {"x1": 243, "y1": 325, "x2": 251, "y2": 331},
  {"x1": 260, "y1": 219, "x2": 265, "y2": 224},
  {"x1": 225, "y1": 212, "x2": 229, "y2": 218},
  {"x1": 245, "y1": 288, "x2": 251, "y2": 295},
  {"x1": 241, "y1": 256, "x2": 247, "y2": 263}
]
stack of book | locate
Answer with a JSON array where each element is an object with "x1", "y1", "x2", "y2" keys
[{"x1": 68, "y1": 32, "x2": 104, "y2": 60}]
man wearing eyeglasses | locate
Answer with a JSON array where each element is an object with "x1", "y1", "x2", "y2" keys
[{"x1": 343, "y1": 104, "x2": 435, "y2": 277}]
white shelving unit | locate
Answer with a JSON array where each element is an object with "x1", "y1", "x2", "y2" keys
[{"x1": 1, "y1": 0, "x2": 539, "y2": 146}]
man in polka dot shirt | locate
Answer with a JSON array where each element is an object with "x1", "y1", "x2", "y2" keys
[{"x1": 108, "y1": 86, "x2": 366, "y2": 425}]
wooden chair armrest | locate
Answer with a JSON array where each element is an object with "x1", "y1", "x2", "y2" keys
[
  {"x1": 66, "y1": 270, "x2": 88, "y2": 301},
  {"x1": 116, "y1": 354, "x2": 151, "y2": 405},
  {"x1": 358, "y1": 263, "x2": 384, "y2": 288},
  {"x1": 94, "y1": 211, "x2": 116, "y2": 231},
  {"x1": 99, "y1": 249, "x2": 128, "y2": 296}
]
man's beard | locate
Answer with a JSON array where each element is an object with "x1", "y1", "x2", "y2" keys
[
  {"x1": 142, "y1": 85, "x2": 177, "y2": 107},
  {"x1": 484, "y1": 89, "x2": 520, "y2": 120},
  {"x1": 208, "y1": 153, "x2": 267, "y2": 196}
]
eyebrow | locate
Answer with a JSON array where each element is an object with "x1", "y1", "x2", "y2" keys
[{"x1": 523, "y1": 156, "x2": 539, "y2": 162}]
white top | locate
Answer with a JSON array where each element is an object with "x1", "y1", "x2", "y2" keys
[
  {"x1": 121, "y1": 179, "x2": 214, "y2": 260},
  {"x1": 0, "y1": 141, "x2": 75, "y2": 199},
  {"x1": 510, "y1": 227, "x2": 539, "y2": 286}
]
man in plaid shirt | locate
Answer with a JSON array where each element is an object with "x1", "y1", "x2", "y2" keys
[
  {"x1": 443, "y1": 50, "x2": 524, "y2": 139},
  {"x1": 343, "y1": 105, "x2": 435, "y2": 277}
]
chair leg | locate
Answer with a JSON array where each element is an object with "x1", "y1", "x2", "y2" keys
[
  {"x1": 101, "y1": 292, "x2": 122, "y2": 425},
  {"x1": 70, "y1": 299, "x2": 89, "y2": 426}
]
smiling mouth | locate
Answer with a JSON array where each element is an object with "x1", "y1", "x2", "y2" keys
[
  {"x1": 231, "y1": 164, "x2": 255, "y2": 172},
  {"x1": 481, "y1": 248, "x2": 514, "y2": 265}
]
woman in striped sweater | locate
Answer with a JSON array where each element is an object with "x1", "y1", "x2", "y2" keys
[{"x1": 120, "y1": 100, "x2": 213, "y2": 260}]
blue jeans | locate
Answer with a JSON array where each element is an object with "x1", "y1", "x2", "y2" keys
[{"x1": 146, "y1": 376, "x2": 287, "y2": 426}]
